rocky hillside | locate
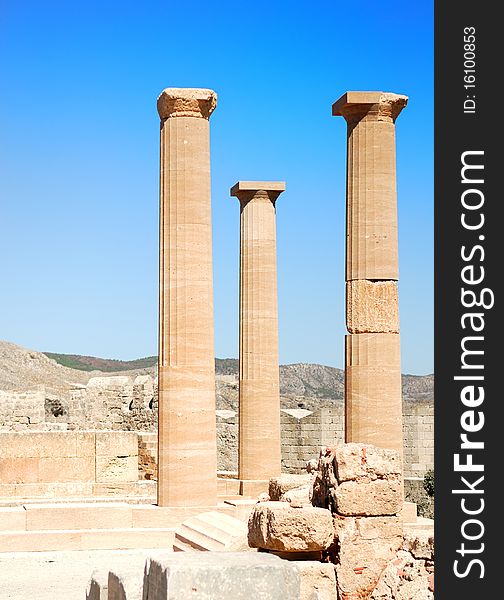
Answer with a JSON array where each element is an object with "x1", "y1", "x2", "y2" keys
[
  {"x1": 0, "y1": 341, "x2": 433, "y2": 409},
  {"x1": 0, "y1": 340, "x2": 92, "y2": 392}
]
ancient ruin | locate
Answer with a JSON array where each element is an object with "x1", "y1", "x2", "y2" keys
[
  {"x1": 231, "y1": 181, "x2": 285, "y2": 483},
  {"x1": 0, "y1": 88, "x2": 433, "y2": 600}
]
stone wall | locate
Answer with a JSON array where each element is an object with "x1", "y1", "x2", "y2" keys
[
  {"x1": 0, "y1": 377, "x2": 433, "y2": 478},
  {"x1": 281, "y1": 408, "x2": 344, "y2": 473},
  {"x1": 0, "y1": 431, "x2": 138, "y2": 486},
  {"x1": 403, "y1": 403, "x2": 434, "y2": 477},
  {"x1": 0, "y1": 388, "x2": 46, "y2": 431}
]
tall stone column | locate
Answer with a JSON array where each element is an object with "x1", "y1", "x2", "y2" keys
[
  {"x1": 333, "y1": 91, "x2": 408, "y2": 452},
  {"x1": 157, "y1": 88, "x2": 218, "y2": 507},
  {"x1": 230, "y1": 181, "x2": 286, "y2": 481}
]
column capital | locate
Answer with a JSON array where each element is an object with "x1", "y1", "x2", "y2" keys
[
  {"x1": 230, "y1": 181, "x2": 286, "y2": 207},
  {"x1": 157, "y1": 87, "x2": 217, "y2": 120},
  {"x1": 332, "y1": 91, "x2": 408, "y2": 124}
]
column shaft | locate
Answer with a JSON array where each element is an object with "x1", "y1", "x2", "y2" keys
[
  {"x1": 231, "y1": 182, "x2": 285, "y2": 481},
  {"x1": 333, "y1": 91, "x2": 407, "y2": 453},
  {"x1": 346, "y1": 113, "x2": 399, "y2": 280},
  {"x1": 345, "y1": 333, "x2": 402, "y2": 450},
  {"x1": 157, "y1": 89, "x2": 217, "y2": 507}
]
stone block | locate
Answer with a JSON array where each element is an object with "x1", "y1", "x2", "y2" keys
[
  {"x1": 222, "y1": 498, "x2": 258, "y2": 522},
  {"x1": 0, "y1": 506, "x2": 26, "y2": 531},
  {"x1": 345, "y1": 334, "x2": 403, "y2": 451},
  {"x1": 371, "y1": 548, "x2": 434, "y2": 600},
  {"x1": 403, "y1": 527, "x2": 434, "y2": 559},
  {"x1": 92, "y1": 480, "x2": 156, "y2": 497},
  {"x1": 269, "y1": 474, "x2": 312, "y2": 501},
  {"x1": 280, "y1": 485, "x2": 311, "y2": 505},
  {"x1": 108, "y1": 569, "x2": 143, "y2": 600},
  {"x1": 87, "y1": 376, "x2": 132, "y2": 389},
  {"x1": 0, "y1": 457, "x2": 40, "y2": 484},
  {"x1": 143, "y1": 552, "x2": 300, "y2": 600},
  {"x1": 95, "y1": 431, "x2": 138, "y2": 457},
  {"x1": 334, "y1": 515, "x2": 403, "y2": 600},
  {"x1": 0, "y1": 481, "x2": 94, "y2": 499},
  {"x1": 0, "y1": 527, "x2": 175, "y2": 553},
  {"x1": 346, "y1": 280, "x2": 399, "y2": 334},
  {"x1": 24, "y1": 502, "x2": 133, "y2": 531},
  {"x1": 76, "y1": 432, "x2": 96, "y2": 457},
  {"x1": 335, "y1": 479, "x2": 402, "y2": 516},
  {"x1": 86, "y1": 570, "x2": 108, "y2": 600},
  {"x1": 239, "y1": 479, "x2": 269, "y2": 497},
  {"x1": 293, "y1": 561, "x2": 337, "y2": 600},
  {"x1": 38, "y1": 456, "x2": 95, "y2": 483},
  {"x1": 95, "y1": 455, "x2": 138, "y2": 483},
  {"x1": 248, "y1": 502, "x2": 334, "y2": 552},
  {"x1": 400, "y1": 501, "x2": 418, "y2": 523},
  {"x1": 0, "y1": 432, "x2": 77, "y2": 459},
  {"x1": 217, "y1": 477, "x2": 240, "y2": 496},
  {"x1": 334, "y1": 443, "x2": 402, "y2": 483}
]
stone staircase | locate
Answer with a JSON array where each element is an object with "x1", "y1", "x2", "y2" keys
[
  {"x1": 0, "y1": 502, "x2": 241, "y2": 553},
  {"x1": 0, "y1": 481, "x2": 157, "y2": 507},
  {"x1": 173, "y1": 510, "x2": 248, "y2": 552}
]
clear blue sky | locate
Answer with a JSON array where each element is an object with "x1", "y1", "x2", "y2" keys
[{"x1": 0, "y1": 1, "x2": 433, "y2": 374}]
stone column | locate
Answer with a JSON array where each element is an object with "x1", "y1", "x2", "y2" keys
[
  {"x1": 157, "y1": 88, "x2": 218, "y2": 507},
  {"x1": 230, "y1": 181, "x2": 286, "y2": 481},
  {"x1": 333, "y1": 91, "x2": 408, "y2": 452}
]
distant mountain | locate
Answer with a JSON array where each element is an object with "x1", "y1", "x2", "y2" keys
[
  {"x1": 0, "y1": 343, "x2": 433, "y2": 409},
  {"x1": 43, "y1": 352, "x2": 157, "y2": 373}
]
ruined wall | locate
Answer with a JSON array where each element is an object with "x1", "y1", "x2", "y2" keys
[
  {"x1": 403, "y1": 403, "x2": 434, "y2": 477},
  {"x1": 0, "y1": 388, "x2": 46, "y2": 431},
  {"x1": 0, "y1": 377, "x2": 433, "y2": 478},
  {"x1": 281, "y1": 408, "x2": 344, "y2": 473},
  {"x1": 68, "y1": 376, "x2": 157, "y2": 431}
]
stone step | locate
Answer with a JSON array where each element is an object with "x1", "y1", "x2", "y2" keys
[
  {"x1": 0, "y1": 527, "x2": 175, "y2": 553},
  {"x1": 0, "y1": 495, "x2": 156, "y2": 507},
  {"x1": 173, "y1": 511, "x2": 248, "y2": 553},
  {"x1": 172, "y1": 534, "x2": 199, "y2": 553},
  {"x1": 223, "y1": 498, "x2": 259, "y2": 521},
  {"x1": 0, "y1": 502, "x2": 239, "y2": 533},
  {"x1": 217, "y1": 478, "x2": 241, "y2": 496},
  {"x1": 24, "y1": 502, "x2": 134, "y2": 531},
  {"x1": 404, "y1": 517, "x2": 434, "y2": 531},
  {"x1": 0, "y1": 480, "x2": 157, "y2": 502},
  {"x1": 174, "y1": 526, "x2": 227, "y2": 552}
]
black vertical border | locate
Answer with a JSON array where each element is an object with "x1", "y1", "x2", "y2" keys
[{"x1": 435, "y1": 2, "x2": 498, "y2": 597}]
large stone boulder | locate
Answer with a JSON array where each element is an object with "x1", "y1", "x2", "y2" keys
[{"x1": 248, "y1": 501, "x2": 334, "y2": 553}]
